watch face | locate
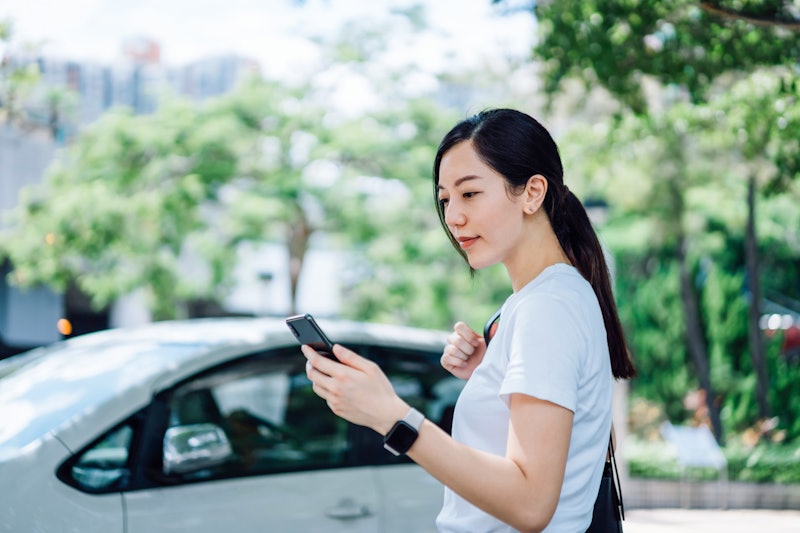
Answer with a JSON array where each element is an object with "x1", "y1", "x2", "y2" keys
[{"x1": 384, "y1": 421, "x2": 418, "y2": 456}]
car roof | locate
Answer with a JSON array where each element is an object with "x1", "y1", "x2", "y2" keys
[{"x1": 0, "y1": 317, "x2": 447, "y2": 460}]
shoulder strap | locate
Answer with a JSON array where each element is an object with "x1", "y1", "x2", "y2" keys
[{"x1": 608, "y1": 435, "x2": 625, "y2": 521}]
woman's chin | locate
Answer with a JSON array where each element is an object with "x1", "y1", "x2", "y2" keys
[{"x1": 467, "y1": 255, "x2": 497, "y2": 270}]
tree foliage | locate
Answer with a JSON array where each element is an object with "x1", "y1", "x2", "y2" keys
[
  {"x1": 2, "y1": 86, "x2": 259, "y2": 318},
  {"x1": 531, "y1": 0, "x2": 800, "y2": 112},
  {"x1": 1, "y1": 19, "x2": 77, "y2": 137},
  {"x1": 559, "y1": 68, "x2": 800, "y2": 441},
  {"x1": 1, "y1": 19, "x2": 41, "y2": 126},
  {"x1": 520, "y1": 0, "x2": 800, "y2": 444}
]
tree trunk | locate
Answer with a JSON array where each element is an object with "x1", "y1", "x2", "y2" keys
[
  {"x1": 666, "y1": 165, "x2": 724, "y2": 444},
  {"x1": 287, "y1": 208, "x2": 311, "y2": 315},
  {"x1": 677, "y1": 235, "x2": 725, "y2": 444},
  {"x1": 49, "y1": 108, "x2": 59, "y2": 140},
  {"x1": 745, "y1": 175, "x2": 771, "y2": 421}
]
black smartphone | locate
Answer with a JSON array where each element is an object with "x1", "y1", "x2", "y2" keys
[{"x1": 285, "y1": 313, "x2": 336, "y2": 359}]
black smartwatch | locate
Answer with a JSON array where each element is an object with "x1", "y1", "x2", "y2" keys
[{"x1": 383, "y1": 408, "x2": 425, "y2": 456}]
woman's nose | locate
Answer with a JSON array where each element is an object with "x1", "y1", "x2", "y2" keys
[{"x1": 443, "y1": 201, "x2": 466, "y2": 228}]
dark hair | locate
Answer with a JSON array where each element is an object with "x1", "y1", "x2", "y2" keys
[{"x1": 433, "y1": 108, "x2": 636, "y2": 379}]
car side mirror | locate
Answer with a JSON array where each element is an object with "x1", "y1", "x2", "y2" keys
[{"x1": 163, "y1": 423, "x2": 233, "y2": 475}]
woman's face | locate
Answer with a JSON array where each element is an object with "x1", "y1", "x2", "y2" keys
[{"x1": 437, "y1": 141, "x2": 528, "y2": 270}]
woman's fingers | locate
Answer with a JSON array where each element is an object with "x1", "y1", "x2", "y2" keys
[
  {"x1": 302, "y1": 343, "x2": 405, "y2": 431},
  {"x1": 441, "y1": 322, "x2": 487, "y2": 380},
  {"x1": 331, "y1": 343, "x2": 374, "y2": 370},
  {"x1": 302, "y1": 344, "x2": 333, "y2": 374},
  {"x1": 441, "y1": 343, "x2": 468, "y2": 367},
  {"x1": 453, "y1": 321, "x2": 481, "y2": 347},
  {"x1": 443, "y1": 322, "x2": 481, "y2": 364},
  {"x1": 445, "y1": 332, "x2": 474, "y2": 357}
]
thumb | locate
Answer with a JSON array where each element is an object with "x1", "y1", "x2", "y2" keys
[{"x1": 331, "y1": 344, "x2": 368, "y2": 369}]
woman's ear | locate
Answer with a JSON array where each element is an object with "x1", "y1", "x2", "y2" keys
[{"x1": 523, "y1": 174, "x2": 548, "y2": 215}]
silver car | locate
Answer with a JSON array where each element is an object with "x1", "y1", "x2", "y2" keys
[{"x1": 0, "y1": 317, "x2": 463, "y2": 532}]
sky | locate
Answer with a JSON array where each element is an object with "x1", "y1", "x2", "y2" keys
[{"x1": 2, "y1": 0, "x2": 535, "y2": 80}]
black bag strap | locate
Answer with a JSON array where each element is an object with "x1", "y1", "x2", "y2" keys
[
  {"x1": 483, "y1": 307, "x2": 502, "y2": 346},
  {"x1": 608, "y1": 435, "x2": 625, "y2": 521}
]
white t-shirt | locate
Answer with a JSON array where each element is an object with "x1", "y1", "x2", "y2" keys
[{"x1": 436, "y1": 264, "x2": 613, "y2": 533}]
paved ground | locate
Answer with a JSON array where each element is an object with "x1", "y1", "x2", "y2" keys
[{"x1": 623, "y1": 508, "x2": 800, "y2": 532}]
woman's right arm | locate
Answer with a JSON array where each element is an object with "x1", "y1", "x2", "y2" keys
[
  {"x1": 303, "y1": 343, "x2": 568, "y2": 533},
  {"x1": 440, "y1": 321, "x2": 486, "y2": 380}
]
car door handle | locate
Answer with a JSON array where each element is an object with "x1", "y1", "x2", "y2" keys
[{"x1": 324, "y1": 497, "x2": 372, "y2": 520}]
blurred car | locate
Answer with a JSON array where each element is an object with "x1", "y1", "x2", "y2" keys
[{"x1": 0, "y1": 317, "x2": 464, "y2": 532}]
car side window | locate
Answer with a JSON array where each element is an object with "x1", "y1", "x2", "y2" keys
[
  {"x1": 162, "y1": 347, "x2": 349, "y2": 482},
  {"x1": 68, "y1": 423, "x2": 134, "y2": 491},
  {"x1": 363, "y1": 346, "x2": 464, "y2": 465}
]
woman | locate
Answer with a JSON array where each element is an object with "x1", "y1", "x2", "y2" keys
[{"x1": 302, "y1": 108, "x2": 636, "y2": 532}]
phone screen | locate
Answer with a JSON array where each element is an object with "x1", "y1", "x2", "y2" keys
[{"x1": 285, "y1": 314, "x2": 336, "y2": 359}]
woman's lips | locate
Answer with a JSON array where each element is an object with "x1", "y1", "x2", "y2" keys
[{"x1": 458, "y1": 236, "x2": 478, "y2": 250}]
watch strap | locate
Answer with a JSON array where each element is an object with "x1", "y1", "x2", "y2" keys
[{"x1": 401, "y1": 407, "x2": 425, "y2": 431}]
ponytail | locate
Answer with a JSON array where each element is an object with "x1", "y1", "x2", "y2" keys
[{"x1": 549, "y1": 188, "x2": 636, "y2": 380}]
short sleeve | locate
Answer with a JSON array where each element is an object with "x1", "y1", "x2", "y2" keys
[{"x1": 498, "y1": 292, "x2": 583, "y2": 411}]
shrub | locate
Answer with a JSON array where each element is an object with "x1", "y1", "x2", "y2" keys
[{"x1": 625, "y1": 436, "x2": 800, "y2": 484}]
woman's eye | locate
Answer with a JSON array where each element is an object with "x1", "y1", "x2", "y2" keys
[
  {"x1": 438, "y1": 198, "x2": 449, "y2": 207},
  {"x1": 463, "y1": 191, "x2": 478, "y2": 199}
]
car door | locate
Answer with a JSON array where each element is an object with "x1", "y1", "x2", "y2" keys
[
  {"x1": 124, "y1": 468, "x2": 378, "y2": 532},
  {"x1": 123, "y1": 347, "x2": 381, "y2": 533},
  {"x1": 364, "y1": 345, "x2": 465, "y2": 533}
]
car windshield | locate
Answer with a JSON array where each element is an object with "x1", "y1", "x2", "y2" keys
[{"x1": 0, "y1": 339, "x2": 202, "y2": 460}]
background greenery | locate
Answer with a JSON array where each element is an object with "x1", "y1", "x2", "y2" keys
[{"x1": 2, "y1": 2, "x2": 800, "y2": 480}]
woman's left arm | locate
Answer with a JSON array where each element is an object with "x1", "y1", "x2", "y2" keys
[
  {"x1": 410, "y1": 392, "x2": 573, "y2": 532},
  {"x1": 303, "y1": 343, "x2": 573, "y2": 533}
]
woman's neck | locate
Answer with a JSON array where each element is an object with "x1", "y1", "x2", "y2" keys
[{"x1": 505, "y1": 219, "x2": 571, "y2": 292}]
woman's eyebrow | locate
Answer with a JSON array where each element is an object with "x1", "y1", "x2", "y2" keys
[{"x1": 437, "y1": 175, "x2": 482, "y2": 190}]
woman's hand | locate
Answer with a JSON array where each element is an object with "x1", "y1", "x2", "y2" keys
[
  {"x1": 441, "y1": 322, "x2": 486, "y2": 380},
  {"x1": 303, "y1": 344, "x2": 409, "y2": 435}
]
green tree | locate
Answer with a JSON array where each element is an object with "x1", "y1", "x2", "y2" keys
[
  {"x1": 703, "y1": 69, "x2": 800, "y2": 421},
  {"x1": 0, "y1": 76, "x2": 396, "y2": 318},
  {"x1": 0, "y1": 75, "x2": 470, "y2": 323},
  {"x1": 211, "y1": 78, "x2": 346, "y2": 315},
  {"x1": 559, "y1": 69, "x2": 800, "y2": 442},
  {"x1": 1, "y1": 88, "x2": 257, "y2": 318},
  {"x1": 562, "y1": 104, "x2": 731, "y2": 439},
  {"x1": 271, "y1": 9, "x2": 531, "y2": 331},
  {"x1": 39, "y1": 85, "x2": 78, "y2": 141},
  {"x1": 519, "y1": 0, "x2": 800, "y2": 442},
  {"x1": 528, "y1": 0, "x2": 800, "y2": 112},
  {"x1": 0, "y1": 19, "x2": 41, "y2": 128},
  {"x1": 1, "y1": 19, "x2": 77, "y2": 139}
]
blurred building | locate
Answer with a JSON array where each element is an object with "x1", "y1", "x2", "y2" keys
[
  {"x1": 175, "y1": 55, "x2": 261, "y2": 102},
  {"x1": 31, "y1": 37, "x2": 260, "y2": 133}
]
